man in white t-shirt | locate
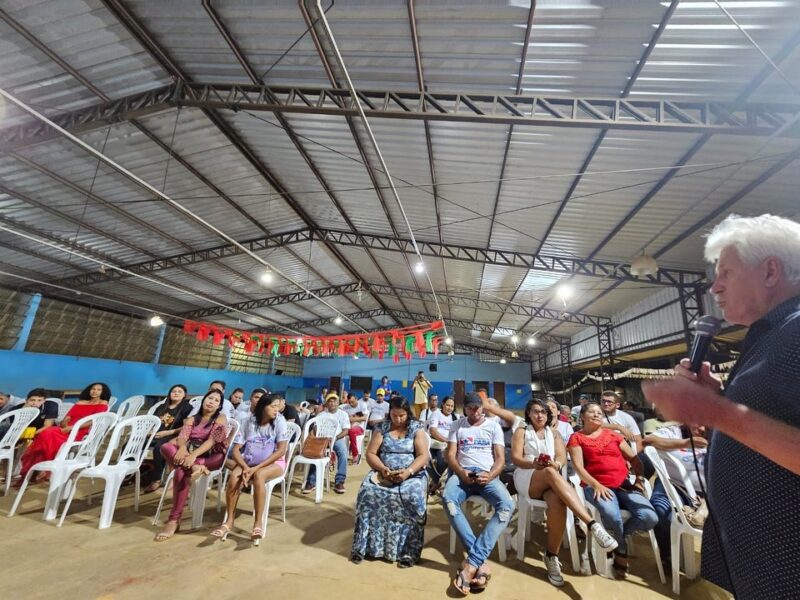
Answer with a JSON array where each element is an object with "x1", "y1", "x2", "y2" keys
[
  {"x1": 302, "y1": 392, "x2": 350, "y2": 494},
  {"x1": 444, "y1": 392, "x2": 515, "y2": 593},
  {"x1": 645, "y1": 423, "x2": 708, "y2": 570},
  {"x1": 599, "y1": 391, "x2": 642, "y2": 450},
  {"x1": 427, "y1": 396, "x2": 458, "y2": 491},
  {"x1": 419, "y1": 394, "x2": 439, "y2": 429},
  {"x1": 366, "y1": 388, "x2": 389, "y2": 429}
]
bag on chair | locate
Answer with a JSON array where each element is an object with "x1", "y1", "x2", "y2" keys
[
  {"x1": 682, "y1": 497, "x2": 708, "y2": 528},
  {"x1": 301, "y1": 434, "x2": 330, "y2": 459}
]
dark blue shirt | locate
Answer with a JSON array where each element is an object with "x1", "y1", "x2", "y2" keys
[{"x1": 702, "y1": 295, "x2": 800, "y2": 599}]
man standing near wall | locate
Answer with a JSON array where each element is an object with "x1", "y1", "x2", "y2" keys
[{"x1": 411, "y1": 371, "x2": 432, "y2": 419}]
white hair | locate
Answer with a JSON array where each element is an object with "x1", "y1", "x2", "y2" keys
[{"x1": 704, "y1": 214, "x2": 800, "y2": 283}]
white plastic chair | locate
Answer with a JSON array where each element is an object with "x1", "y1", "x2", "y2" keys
[
  {"x1": 55, "y1": 401, "x2": 72, "y2": 423},
  {"x1": 515, "y1": 464, "x2": 582, "y2": 573},
  {"x1": 645, "y1": 446, "x2": 702, "y2": 594},
  {"x1": 116, "y1": 395, "x2": 145, "y2": 420},
  {"x1": 9, "y1": 395, "x2": 26, "y2": 407},
  {"x1": 569, "y1": 475, "x2": 666, "y2": 584},
  {"x1": 449, "y1": 495, "x2": 514, "y2": 562},
  {"x1": 106, "y1": 396, "x2": 118, "y2": 411},
  {"x1": 352, "y1": 412, "x2": 369, "y2": 464},
  {"x1": 45, "y1": 397, "x2": 63, "y2": 407},
  {"x1": 147, "y1": 399, "x2": 166, "y2": 416},
  {"x1": 286, "y1": 415, "x2": 338, "y2": 504},
  {"x1": 58, "y1": 415, "x2": 160, "y2": 529},
  {"x1": 152, "y1": 418, "x2": 240, "y2": 529},
  {"x1": 9, "y1": 412, "x2": 118, "y2": 521},
  {"x1": 0, "y1": 407, "x2": 39, "y2": 496}
]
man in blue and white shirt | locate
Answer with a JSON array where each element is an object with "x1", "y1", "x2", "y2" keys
[{"x1": 444, "y1": 392, "x2": 514, "y2": 594}]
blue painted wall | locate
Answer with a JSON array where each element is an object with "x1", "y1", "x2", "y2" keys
[
  {"x1": 0, "y1": 350, "x2": 304, "y2": 401},
  {"x1": 0, "y1": 350, "x2": 533, "y2": 409},
  {"x1": 302, "y1": 354, "x2": 533, "y2": 409}
]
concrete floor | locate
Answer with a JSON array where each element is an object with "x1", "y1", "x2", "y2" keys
[{"x1": 0, "y1": 461, "x2": 732, "y2": 600}]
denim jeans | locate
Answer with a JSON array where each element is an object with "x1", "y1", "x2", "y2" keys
[
  {"x1": 583, "y1": 485, "x2": 658, "y2": 554},
  {"x1": 306, "y1": 437, "x2": 348, "y2": 486},
  {"x1": 443, "y1": 469, "x2": 515, "y2": 568},
  {"x1": 650, "y1": 478, "x2": 692, "y2": 562}
]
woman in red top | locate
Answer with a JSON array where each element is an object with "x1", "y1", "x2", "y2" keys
[
  {"x1": 568, "y1": 402, "x2": 658, "y2": 577},
  {"x1": 17, "y1": 382, "x2": 111, "y2": 483}
]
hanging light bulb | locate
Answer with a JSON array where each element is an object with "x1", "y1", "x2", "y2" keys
[
  {"x1": 511, "y1": 334, "x2": 519, "y2": 344},
  {"x1": 414, "y1": 261, "x2": 425, "y2": 274},
  {"x1": 445, "y1": 336, "x2": 453, "y2": 345},
  {"x1": 260, "y1": 270, "x2": 274, "y2": 285},
  {"x1": 149, "y1": 315, "x2": 164, "y2": 327},
  {"x1": 527, "y1": 336, "x2": 536, "y2": 346},
  {"x1": 334, "y1": 315, "x2": 343, "y2": 325},
  {"x1": 631, "y1": 253, "x2": 658, "y2": 278},
  {"x1": 556, "y1": 284, "x2": 574, "y2": 301},
  {"x1": 511, "y1": 350, "x2": 519, "y2": 359},
  {"x1": 500, "y1": 358, "x2": 507, "y2": 364}
]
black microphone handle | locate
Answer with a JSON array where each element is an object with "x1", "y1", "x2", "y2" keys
[{"x1": 689, "y1": 334, "x2": 713, "y2": 374}]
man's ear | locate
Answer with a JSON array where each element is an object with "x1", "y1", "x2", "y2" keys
[{"x1": 763, "y1": 256, "x2": 783, "y2": 288}]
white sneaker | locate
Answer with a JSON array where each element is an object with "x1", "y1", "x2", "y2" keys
[
  {"x1": 543, "y1": 553, "x2": 565, "y2": 587},
  {"x1": 590, "y1": 522, "x2": 619, "y2": 552}
]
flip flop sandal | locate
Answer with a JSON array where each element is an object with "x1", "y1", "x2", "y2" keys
[
  {"x1": 471, "y1": 571, "x2": 491, "y2": 590},
  {"x1": 453, "y1": 571, "x2": 472, "y2": 596}
]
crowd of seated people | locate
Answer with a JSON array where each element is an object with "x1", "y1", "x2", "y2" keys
[{"x1": 3, "y1": 376, "x2": 678, "y2": 594}]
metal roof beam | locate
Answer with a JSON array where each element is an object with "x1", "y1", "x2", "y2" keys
[
  {"x1": 5, "y1": 82, "x2": 800, "y2": 150},
  {"x1": 179, "y1": 280, "x2": 608, "y2": 326},
  {"x1": 49, "y1": 226, "x2": 705, "y2": 290}
]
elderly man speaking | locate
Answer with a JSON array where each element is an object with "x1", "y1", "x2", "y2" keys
[{"x1": 643, "y1": 214, "x2": 800, "y2": 599}]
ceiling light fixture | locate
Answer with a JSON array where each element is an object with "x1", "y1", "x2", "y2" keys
[
  {"x1": 445, "y1": 336, "x2": 453, "y2": 345},
  {"x1": 511, "y1": 334, "x2": 519, "y2": 344},
  {"x1": 527, "y1": 336, "x2": 536, "y2": 346},
  {"x1": 334, "y1": 316, "x2": 343, "y2": 325},
  {"x1": 557, "y1": 284, "x2": 574, "y2": 301},
  {"x1": 149, "y1": 315, "x2": 164, "y2": 327},
  {"x1": 630, "y1": 253, "x2": 659, "y2": 278},
  {"x1": 500, "y1": 358, "x2": 507, "y2": 364},
  {"x1": 260, "y1": 270, "x2": 274, "y2": 285},
  {"x1": 414, "y1": 261, "x2": 425, "y2": 274}
]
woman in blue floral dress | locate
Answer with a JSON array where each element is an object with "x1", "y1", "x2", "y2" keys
[{"x1": 351, "y1": 396, "x2": 430, "y2": 567}]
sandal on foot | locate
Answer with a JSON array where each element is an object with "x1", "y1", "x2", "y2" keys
[
  {"x1": 453, "y1": 571, "x2": 472, "y2": 596},
  {"x1": 471, "y1": 571, "x2": 491, "y2": 590},
  {"x1": 251, "y1": 526, "x2": 264, "y2": 546},
  {"x1": 144, "y1": 481, "x2": 162, "y2": 493},
  {"x1": 612, "y1": 553, "x2": 629, "y2": 578},
  {"x1": 210, "y1": 524, "x2": 231, "y2": 540},
  {"x1": 154, "y1": 521, "x2": 179, "y2": 542}
]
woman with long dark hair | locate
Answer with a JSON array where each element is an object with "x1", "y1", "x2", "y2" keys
[
  {"x1": 155, "y1": 389, "x2": 228, "y2": 542},
  {"x1": 144, "y1": 384, "x2": 191, "y2": 493},
  {"x1": 512, "y1": 399, "x2": 617, "y2": 587},
  {"x1": 17, "y1": 382, "x2": 110, "y2": 483},
  {"x1": 351, "y1": 396, "x2": 429, "y2": 567},
  {"x1": 212, "y1": 394, "x2": 289, "y2": 543}
]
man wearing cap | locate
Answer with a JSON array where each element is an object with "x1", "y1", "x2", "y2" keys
[
  {"x1": 444, "y1": 392, "x2": 515, "y2": 594},
  {"x1": 303, "y1": 392, "x2": 350, "y2": 494},
  {"x1": 367, "y1": 388, "x2": 389, "y2": 430}
]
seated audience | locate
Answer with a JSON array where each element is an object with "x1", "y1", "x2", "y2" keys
[
  {"x1": 512, "y1": 399, "x2": 617, "y2": 587},
  {"x1": 213, "y1": 394, "x2": 289, "y2": 542},
  {"x1": 144, "y1": 384, "x2": 191, "y2": 493},
  {"x1": 600, "y1": 391, "x2": 642, "y2": 449},
  {"x1": 622, "y1": 400, "x2": 646, "y2": 439},
  {"x1": 366, "y1": 388, "x2": 389, "y2": 430},
  {"x1": 155, "y1": 389, "x2": 228, "y2": 542},
  {"x1": 0, "y1": 388, "x2": 56, "y2": 440},
  {"x1": 17, "y1": 382, "x2": 110, "y2": 484},
  {"x1": 341, "y1": 393, "x2": 367, "y2": 462},
  {"x1": 278, "y1": 396, "x2": 298, "y2": 426},
  {"x1": 568, "y1": 402, "x2": 658, "y2": 578},
  {"x1": 419, "y1": 394, "x2": 439, "y2": 428},
  {"x1": 297, "y1": 401, "x2": 312, "y2": 428},
  {"x1": 444, "y1": 392, "x2": 515, "y2": 595},
  {"x1": 302, "y1": 392, "x2": 349, "y2": 494},
  {"x1": 483, "y1": 397, "x2": 523, "y2": 495},
  {"x1": 0, "y1": 392, "x2": 15, "y2": 417},
  {"x1": 228, "y1": 387, "x2": 245, "y2": 413},
  {"x1": 644, "y1": 423, "x2": 708, "y2": 570},
  {"x1": 427, "y1": 395, "x2": 458, "y2": 493},
  {"x1": 188, "y1": 380, "x2": 236, "y2": 420},
  {"x1": 351, "y1": 396, "x2": 429, "y2": 567},
  {"x1": 558, "y1": 404, "x2": 571, "y2": 423},
  {"x1": 547, "y1": 398, "x2": 574, "y2": 445}
]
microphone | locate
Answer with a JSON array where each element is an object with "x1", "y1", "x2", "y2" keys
[{"x1": 689, "y1": 315, "x2": 724, "y2": 373}]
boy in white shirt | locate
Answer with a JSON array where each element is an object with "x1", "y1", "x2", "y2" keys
[{"x1": 444, "y1": 392, "x2": 515, "y2": 594}]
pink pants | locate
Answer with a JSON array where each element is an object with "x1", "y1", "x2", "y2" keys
[
  {"x1": 348, "y1": 425, "x2": 364, "y2": 457},
  {"x1": 160, "y1": 443, "x2": 224, "y2": 522}
]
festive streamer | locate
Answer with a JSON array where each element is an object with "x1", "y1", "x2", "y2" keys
[{"x1": 180, "y1": 319, "x2": 447, "y2": 361}]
